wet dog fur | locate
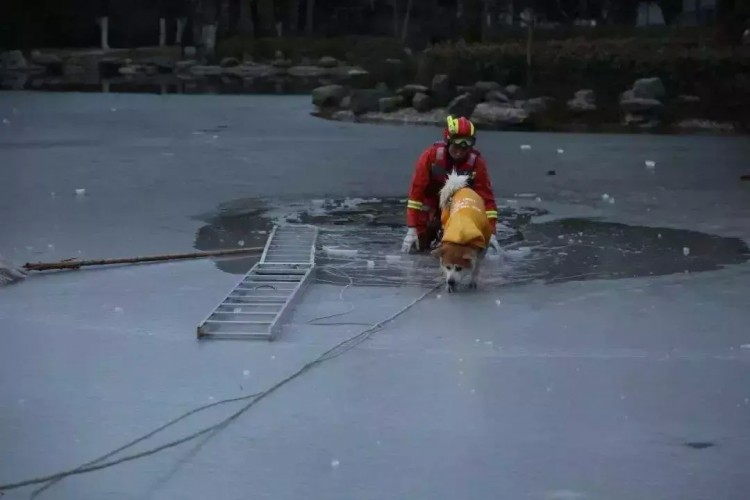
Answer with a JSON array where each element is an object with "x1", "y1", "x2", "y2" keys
[{"x1": 431, "y1": 172, "x2": 487, "y2": 293}]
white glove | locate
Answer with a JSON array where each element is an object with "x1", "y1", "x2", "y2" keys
[
  {"x1": 488, "y1": 234, "x2": 501, "y2": 253},
  {"x1": 401, "y1": 227, "x2": 419, "y2": 253}
]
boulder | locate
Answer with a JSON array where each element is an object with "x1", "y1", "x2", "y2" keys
[
  {"x1": 30, "y1": 52, "x2": 62, "y2": 66},
  {"x1": 287, "y1": 65, "x2": 328, "y2": 77},
  {"x1": 413, "y1": 92, "x2": 433, "y2": 112},
  {"x1": 474, "y1": 81, "x2": 503, "y2": 93},
  {"x1": 675, "y1": 119, "x2": 734, "y2": 132},
  {"x1": 189, "y1": 65, "x2": 223, "y2": 76},
  {"x1": 567, "y1": 89, "x2": 597, "y2": 112},
  {"x1": 470, "y1": 102, "x2": 530, "y2": 127},
  {"x1": 0, "y1": 50, "x2": 27, "y2": 71},
  {"x1": 524, "y1": 96, "x2": 554, "y2": 115},
  {"x1": 312, "y1": 84, "x2": 348, "y2": 108},
  {"x1": 318, "y1": 56, "x2": 339, "y2": 68},
  {"x1": 485, "y1": 89, "x2": 510, "y2": 104},
  {"x1": 332, "y1": 110, "x2": 357, "y2": 122},
  {"x1": 220, "y1": 57, "x2": 240, "y2": 67},
  {"x1": 379, "y1": 96, "x2": 406, "y2": 113},
  {"x1": 350, "y1": 87, "x2": 392, "y2": 115},
  {"x1": 619, "y1": 91, "x2": 663, "y2": 113},
  {"x1": 397, "y1": 84, "x2": 430, "y2": 100},
  {"x1": 633, "y1": 77, "x2": 665, "y2": 100},
  {"x1": 118, "y1": 65, "x2": 143, "y2": 75},
  {"x1": 431, "y1": 74, "x2": 453, "y2": 106},
  {"x1": 504, "y1": 84, "x2": 522, "y2": 98},
  {"x1": 340, "y1": 95, "x2": 351, "y2": 109},
  {"x1": 447, "y1": 93, "x2": 478, "y2": 119},
  {"x1": 175, "y1": 60, "x2": 197, "y2": 72}
]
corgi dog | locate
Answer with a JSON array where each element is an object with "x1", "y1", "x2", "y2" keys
[{"x1": 431, "y1": 171, "x2": 493, "y2": 293}]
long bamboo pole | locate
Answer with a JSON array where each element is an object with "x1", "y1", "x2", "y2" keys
[{"x1": 23, "y1": 247, "x2": 264, "y2": 272}]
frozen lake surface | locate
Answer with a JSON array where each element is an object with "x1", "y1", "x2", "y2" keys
[{"x1": 1, "y1": 91, "x2": 750, "y2": 499}]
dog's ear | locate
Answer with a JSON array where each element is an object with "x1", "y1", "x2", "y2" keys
[{"x1": 462, "y1": 250, "x2": 476, "y2": 261}]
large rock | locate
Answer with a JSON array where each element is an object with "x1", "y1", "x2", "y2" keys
[
  {"x1": 223, "y1": 63, "x2": 278, "y2": 77},
  {"x1": 633, "y1": 77, "x2": 665, "y2": 100},
  {"x1": 485, "y1": 89, "x2": 510, "y2": 104},
  {"x1": 619, "y1": 90, "x2": 663, "y2": 113},
  {"x1": 379, "y1": 96, "x2": 405, "y2": 113},
  {"x1": 350, "y1": 87, "x2": 392, "y2": 115},
  {"x1": 474, "y1": 81, "x2": 503, "y2": 93},
  {"x1": 332, "y1": 110, "x2": 356, "y2": 122},
  {"x1": 190, "y1": 65, "x2": 223, "y2": 76},
  {"x1": 220, "y1": 57, "x2": 240, "y2": 67},
  {"x1": 471, "y1": 102, "x2": 530, "y2": 127},
  {"x1": 504, "y1": 84, "x2": 522, "y2": 98},
  {"x1": 413, "y1": 92, "x2": 433, "y2": 112},
  {"x1": 397, "y1": 84, "x2": 430, "y2": 100},
  {"x1": 447, "y1": 93, "x2": 478, "y2": 118},
  {"x1": 567, "y1": 89, "x2": 597, "y2": 112},
  {"x1": 524, "y1": 96, "x2": 555, "y2": 115},
  {"x1": 30, "y1": 51, "x2": 62, "y2": 67},
  {"x1": 0, "y1": 50, "x2": 27, "y2": 71},
  {"x1": 431, "y1": 74, "x2": 453, "y2": 107},
  {"x1": 287, "y1": 65, "x2": 328, "y2": 77},
  {"x1": 318, "y1": 56, "x2": 339, "y2": 68},
  {"x1": 312, "y1": 84, "x2": 348, "y2": 108}
]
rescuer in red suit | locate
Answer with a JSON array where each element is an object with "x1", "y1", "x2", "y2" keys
[{"x1": 401, "y1": 115, "x2": 501, "y2": 253}]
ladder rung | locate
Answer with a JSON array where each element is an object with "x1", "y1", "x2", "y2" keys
[{"x1": 205, "y1": 320, "x2": 272, "y2": 325}]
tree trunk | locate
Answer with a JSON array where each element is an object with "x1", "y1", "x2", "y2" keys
[
  {"x1": 306, "y1": 0, "x2": 315, "y2": 35},
  {"x1": 401, "y1": 0, "x2": 413, "y2": 41},
  {"x1": 393, "y1": 0, "x2": 401, "y2": 38},
  {"x1": 288, "y1": 0, "x2": 300, "y2": 34},
  {"x1": 256, "y1": 0, "x2": 275, "y2": 36},
  {"x1": 238, "y1": 0, "x2": 254, "y2": 36},
  {"x1": 97, "y1": 16, "x2": 110, "y2": 49}
]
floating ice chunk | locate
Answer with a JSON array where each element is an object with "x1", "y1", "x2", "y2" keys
[
  {"x1": 324, "y1": 246, "x2": 358, "y2": 258},
  {"x1": 436, "y1": 294, "x2": 442, "y2": 299},
  {"x1": 740, "y1": 344, "x2": 750, "y2": 349},
  {"x1": 233, "y1": 307, "x2": 242, "y2": 313},
  {"x1": 557, "y1": 148, "x2": 564, "y2": 154},
  {"x1": 495, "y1": 299, "x2": 502, "y2": 306},
  {"x1": 645, "y1": 160, "x2": 656, "y2": 169},
  {"x1": 504, "y1": 247, "x2": 531, "y2": 259},
  {"x1": 238, "y1": 240, "x2": 245, "y2": 247},
  {"x1": 75, "y1": 188, "x2": 86, "y2": 196},
  {"x1": 683, "y1": 247, "x2": 690, "y2": 256},
  {"x1": 208, "y1": 396, "x2": 215, "y2": 401},
  {"x1": 459, "y1": 370, "x2": 464, "y2": 375},
  {"x1": 520, "y1": 144, "x2": 531, "y2": 150},
  {"x1": 608, "y1": 197, "x2": 615, "y2": 204},
  {"x1": 535, "y1": 197, "x2": 542, "y2": 202},
  {"x1": 212, "y1": 135, "x2": 219, "y2": 139},
  {"x1": 470, "y1": 389, "x2": 476, "y2": 394},
  {"x1": 47, "y1": 244, "x2": 54, "y2": 249},
  {"x1": 331, "y1": 459, "x2": 340, "y2": 468},
  {"x1": 243, "y1": 370, "x2": 250, "y2": 378},
  {"x1": 601, "y1": 193, "x2": 610, "y2": 201},
  {"x1": 459, "y1": 358, "x2": 463, "y2": 362},
  {"x1": 50, "y1": 192, "x2": 55, "y2": 197},
  {"x1": 2, "y1": 118, "x2": 9, "y2": 125},
  {"x1": 558, "y1": 235, "x2": 565, "y2": 240},
  {"x1": 385, "y1": 254, "x2": 401, "y2": 264},
  {"x1": 366, "y1": 260, "x2": 375, "y2": 269},
  {"x1": 271, "y1": 355, "x2": 276, "y2": 360},
  {"x1": 111, "y1": 107, "x2": 117, "y2": 112},
  {"x1": 515, "y1": 193, "x2": 537, "y2": 198},
  {"x1": 657, "y1": 233, "x2": 662, "y2": 239},
  {"x1": 114, "y1": 307, "x2": 123, "y2": 313}
]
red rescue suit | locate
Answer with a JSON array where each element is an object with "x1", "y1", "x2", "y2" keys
[{"x1": 406, "y1": 142, "x2": 498, "y2": 249}]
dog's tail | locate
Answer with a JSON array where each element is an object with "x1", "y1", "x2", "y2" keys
[{"x1": 439, "y1": 170, "x2": 470, "y2": 209}]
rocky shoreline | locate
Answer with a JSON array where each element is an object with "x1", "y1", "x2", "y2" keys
[
  {"x1": 0, "y1": 48, "x2": 371, "y2": 92},
  {"x1": 1, "y1": 47, "x2": 740, "y2": 135},
  {"x1": 311, "y1": 75, "x2": 739, "y2": 135}
]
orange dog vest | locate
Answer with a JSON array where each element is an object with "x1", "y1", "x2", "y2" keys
[{"x1": 440, "y1": 188, "x2": 492, "y2": 249}]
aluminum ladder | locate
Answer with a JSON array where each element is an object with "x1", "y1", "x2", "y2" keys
[{"x1": 197, "y1": 224, "x2": 318, "y2": 340}]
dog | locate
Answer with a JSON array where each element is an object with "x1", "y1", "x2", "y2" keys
[{"x1": 431, "y1": 171, "x2": 493, "y2": 293}]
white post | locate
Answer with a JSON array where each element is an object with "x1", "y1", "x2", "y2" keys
[
  {"x1": 202, "y1": 24, "x2": 217, "y2": 58},
  {"x1": 97, "y1": 16, "x2": 110, "y2": 49},
  {"x1": 159, "y1": 18, "x2": 167, "y2": 47}
]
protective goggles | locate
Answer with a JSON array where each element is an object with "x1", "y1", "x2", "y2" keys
[{"x1": 449, "y1": 136, "x2": 475, "y2": 148}]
